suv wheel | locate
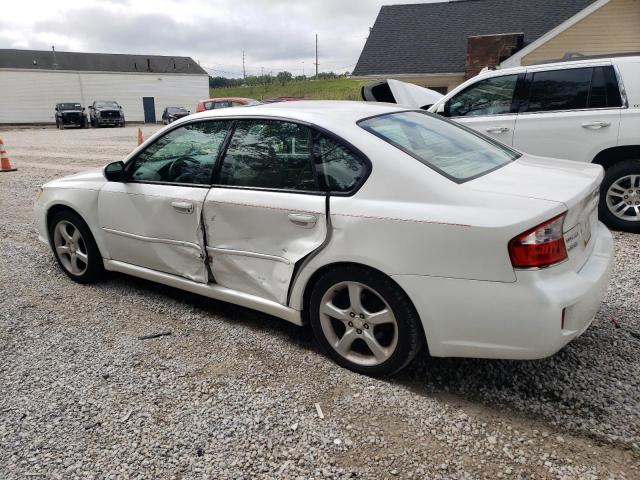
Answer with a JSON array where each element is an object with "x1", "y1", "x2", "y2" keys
[
  {"x1": 49, "y1": 210, "x2": 104, "y2": 283},
  {"x1": 600, "y1": 159, "x2": 640, "y2": 233},
  {"x1": 309, "y1": 266, "x2": 423, "y2": 376}
]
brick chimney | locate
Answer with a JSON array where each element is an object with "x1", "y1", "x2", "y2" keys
[{"x1": 465, "y1": 33, "x2": 524, "y2": 79}]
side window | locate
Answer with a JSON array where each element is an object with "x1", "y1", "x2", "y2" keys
[
  {"x1": 526, "y1": 68, "x2": 591, "y2": 112},
  {"x1": 203, "y1": 101, "x2": 215, "y2": 110},
  {"x1": 588, "y1": 67, "x2": 608, "y2": 108},
  {"x1": 314, "y1": 134, "x2": 367, "y2": 192},
  {"x1": 217, "y1": 120, "x2": 316, "y2": 191},
  {"x1": 446, "y1": 75, "x2": 518, "y2": 117},
  {"x1": 127, "y1": 121, "x2": 231, "y2": 185},
  {"x1": 215, "y1": 101, "x2": 232, "y2": 109}
]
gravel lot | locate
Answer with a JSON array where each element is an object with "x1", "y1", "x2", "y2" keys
[{"x1": 1, "y1": 125, "x2": 638, "y2": 479}]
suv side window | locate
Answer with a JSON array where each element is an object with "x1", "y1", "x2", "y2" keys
[
  {"x1": 445, "y1": 75, "x2": 519, "y2": 118},
  {"x1": 525, "y1": 68, "x2": 592, "y2": 112},
  {"x1": 313, "y1": 133, "x2": 367, "y2": 192},
  {"x1": 217, "y1": 120, "x2": 316, "y2": 191},
  {"x1": 127, "y1": 121, "x2": 231, "y2": 185}
]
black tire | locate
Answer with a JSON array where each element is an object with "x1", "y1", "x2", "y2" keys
[
  {"x1": 309, "y1": 266, "x2": 424, "y2": 376},
  {"x1": 599, "y1": 159, "x2": 640, "y2": 233},
  {"x1": 49, "y1": 210, "x2": 104, "y2": 284},
  {"x1": 120, "y1": 120, "x2": 126, "y2": 127},
  {"x1": 90, "y1": 118, "x2": 95, "y2": 127},
  {"x1": 55, "y1": 118, "x2": 59, "y2": 129}
]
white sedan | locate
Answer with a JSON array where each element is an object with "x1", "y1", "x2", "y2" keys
[{"x1": 35, "y1": 101, "x2": 614, "y2": 376}]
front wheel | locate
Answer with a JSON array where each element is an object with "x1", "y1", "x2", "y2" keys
[
  {"x1": 599, "y1": 159, "x2": 640, "y2": 233},
  {"x1": 309, "y1": 266, "x2": 424, "y2": 376},
  {"x1": 49, "y1": 210, "x2": 104, "y2": 283}
]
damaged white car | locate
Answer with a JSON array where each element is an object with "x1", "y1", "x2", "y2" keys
[{"x1": 35, "y1": 101, "x2": 613, "y2": 375}]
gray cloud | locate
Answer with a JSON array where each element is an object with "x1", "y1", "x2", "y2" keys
[{"x1": 8, "y1": 0, "x2": 437, "y2": 76}]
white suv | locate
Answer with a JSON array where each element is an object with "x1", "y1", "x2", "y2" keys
[{"x1": 426, "y1": 55, "x2": 640, "y2": 232}]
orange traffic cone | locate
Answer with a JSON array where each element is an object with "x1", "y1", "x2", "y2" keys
[
  {"x1": 137, "y1": 128, "x2": 144, "y2": 146},
  {"x1": 0, "y1": 138, "x2": 17, "y2": 172}
]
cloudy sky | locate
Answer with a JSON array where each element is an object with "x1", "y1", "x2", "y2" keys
[{"x1": 0, "y1": 0, "x2": 442, "y2": 77}]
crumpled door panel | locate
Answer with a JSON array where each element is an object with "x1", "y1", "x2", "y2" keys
[{"x1": 203, "y1": 188, "x2": 327, "y2": 305}]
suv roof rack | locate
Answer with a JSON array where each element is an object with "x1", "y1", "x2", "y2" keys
[{"x1": 532, "y1": 51, "x2": 640, "y2": 65}]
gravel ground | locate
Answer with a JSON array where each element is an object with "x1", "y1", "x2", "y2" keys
[{"x1": 0, "y1": 125, "x2": 638, "y2": 479}]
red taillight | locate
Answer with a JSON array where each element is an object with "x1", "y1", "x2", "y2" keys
[{"x1": 508, "y1": 213, "x2": 568, "y2": 269}]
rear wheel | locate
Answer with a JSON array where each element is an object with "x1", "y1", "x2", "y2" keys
[
  {"x1": 600, "y1": 159, "x2": 640, "y2": 233},
  {"x1": 49, "y1": 210, "x2": 104, "y2": 283},
  {"x1": 309, "y1": 266, "x2": 423, "y2": 376}
]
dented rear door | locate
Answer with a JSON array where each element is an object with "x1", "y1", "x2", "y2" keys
[{"x1": 202, "y1": 118, "x2": 328, "y2": 305}]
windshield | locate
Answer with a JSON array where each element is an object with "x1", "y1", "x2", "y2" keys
[
  {"x1": 59, "y1": 103, "x2": 81, "y2": 110},
  {"x1": 168, "y1": 107, "x2": 187, "y2": 113},
  {"x1": 95, "y1": 101, "x2": 119, "y2": 109},
  {"x1": 358, "y1": 111, "x2": 519, "y2": 182}
]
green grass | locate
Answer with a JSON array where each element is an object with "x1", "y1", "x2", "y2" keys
[{"x1": 209, "y1": 78, "x2": 366, "y2": 101}]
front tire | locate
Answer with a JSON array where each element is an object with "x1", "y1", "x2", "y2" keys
[
  {"x1": 49, "y1": 210, "x2": 104, "y2": 284},
  {"x1": 309, "y1": 266, "x2": 423, "y2": 376},
  {"x1": 599, "y1": 159, "x2": 640, "y2": 233}
]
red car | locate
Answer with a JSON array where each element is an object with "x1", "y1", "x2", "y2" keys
[{"x1": 195, "y1": 97, "x2": 261, "y2": 113}]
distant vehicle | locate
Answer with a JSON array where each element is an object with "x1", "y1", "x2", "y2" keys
[
  {"x1": 54, "y1": 102, "x2": 87, "y2": 129},
  {"x1": 262, "y1": 97, "x2": 305, "y2": 103},
  {"x1": 89, "y1": 101, "x2": 125, "y2": 128},
  {"x1": 195, "y1": 97, "x2": 261, "y2": 112},
  {"x1": 162, "y1": 106, "x2": 190, "y2": 125}
]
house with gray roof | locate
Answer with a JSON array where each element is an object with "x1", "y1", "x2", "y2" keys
[
  {"x1": 0, "y1": 49, "x2": 209, "y2": 124},
  {"x1": 353, "y1": 0, "x2": 640, "y2": 92}
]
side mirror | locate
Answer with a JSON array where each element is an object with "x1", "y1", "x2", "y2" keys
[
  {"x1": 89, "y1": 106, "x2": 94, "y2": 110},
  {"x1": 435, "y1": 102, "x2": 445, "y2": 114},
  {"x1": 82, "y1": 107, "x2": 86, "y2": 112},
  {"x1": 55, "y1": 106, "x2": 58, "y2": 111},
  {"x1": 104, "y1": 161, "x2": 125, "y2": 182}
]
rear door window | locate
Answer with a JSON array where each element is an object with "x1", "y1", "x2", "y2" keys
[
  {"x1": 216, "y1": 120, "x2": 316, "y2": 191},
  {"x1": 525, "y1": 68, "x2": 592, "y2": 112}
]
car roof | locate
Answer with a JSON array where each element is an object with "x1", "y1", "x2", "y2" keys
[
  {"x1": 200, "y1": 97, "x2": 257, "y2": 103},
  {"x1": 480, "y1": 54, "x2": 640, "y2": 78},
  {"x1": 188, "y1": 100, "x2": 406, "y2": 126}
]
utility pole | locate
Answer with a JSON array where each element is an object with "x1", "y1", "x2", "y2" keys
[
  {"x1": 314, "y1": 34, "x2": 318, "y2": 80},
  {"x1": 51, "y1": 45, "x2": 58, "y2": 70},
  {"x1": 242, "y1": 51, "x2": 246, "y2": 80}
]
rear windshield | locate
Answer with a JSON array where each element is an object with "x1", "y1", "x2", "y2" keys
[{"x1": 358, "y1": 111, "x2": 519, "y2": 182}]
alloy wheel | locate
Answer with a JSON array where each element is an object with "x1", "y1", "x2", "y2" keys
[
  {"x1": 53, "y1": 220, "x2": 89, "y2": 276},
  {"x1": 319, "y1": 281, "x2": 398, "y2": 367},
  {"x1": 606, "y1": 174, "x2": 640, "y2": 222}
]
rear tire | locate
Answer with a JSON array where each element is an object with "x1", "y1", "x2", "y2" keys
[
  {"x1": 599, "y1": 159, "x2": 640, "y2": 233},
  {"x1": 309, "y1": 266, "x2": 424, "y2": 376},
  {"x1": 49, "y1": 210, "x2": 104, "y2": 284}
]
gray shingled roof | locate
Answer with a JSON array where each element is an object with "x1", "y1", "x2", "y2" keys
[
  {"x1": 0, "y1": 49, "x2": 207, "y2": 75},
  {"x1": 353, "y1": 0, "x2": 597, "y2": 76}
]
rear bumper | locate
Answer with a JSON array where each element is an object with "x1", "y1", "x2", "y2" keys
[{"x1": 393, "y1": 222, "x2": 614, "y2": 359}]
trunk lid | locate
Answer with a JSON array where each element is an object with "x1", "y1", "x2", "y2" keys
[{"x1": 468, "y1": 155, "x2": 603, "y2": 270}]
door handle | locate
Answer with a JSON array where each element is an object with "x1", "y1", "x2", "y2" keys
[
  {"x1": 288, "y1": 213, "x2": 317, "y2": 227},
  {"x1": 581, "y1": 121, "x2": 611, "y2": 129},
  {"x1": 170, "y1": 201, "x2": 194, "y2": 214},
  {"x1": 485, "y1": 126, "x2": 510, "y2": 134}
]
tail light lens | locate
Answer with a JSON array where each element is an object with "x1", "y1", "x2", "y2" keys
[{"x1": 509, "y1": 213, "x2": 568, "y2": 268}]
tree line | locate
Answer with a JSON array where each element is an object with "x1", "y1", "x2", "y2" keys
[{"x1": 209, "y1": 71, "x2": 350, "y2": 89}]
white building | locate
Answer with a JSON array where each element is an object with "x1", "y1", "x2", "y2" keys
[{"x1": 0, "y1": 49, "x2": 209, "y2": 124}]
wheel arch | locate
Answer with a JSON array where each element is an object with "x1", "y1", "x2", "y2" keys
[
  {"x1": 592, "y1": 145, "x2": 640, "y2": 170},
  {"x1": 297, "y1": 261, "x2": 428, "y2": 347},
  {"x1": 46, "y1": 203, "x2": 106, "y2": 258}
]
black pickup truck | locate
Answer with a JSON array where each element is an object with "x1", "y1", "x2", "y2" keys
[
  {"x1": 55, "y1": 103, "x2": 88, "y2": 129},
  {"x1": 89, "y1": 100, "x2": 125, "y2": 127}
]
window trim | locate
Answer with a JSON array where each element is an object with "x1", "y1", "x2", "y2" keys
[
  {"x1": 209, "y1": 115, "x2": 372, "y2": 197},
  {"x1": 444, "y1": 73, "x2": 521, "y2": 119},
  {"x1": 357, "y1": 109, "x2": 521, "y2": 185},
  {"x1": 122, "y1": 118, "x2": 233, "y2": 188}
]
